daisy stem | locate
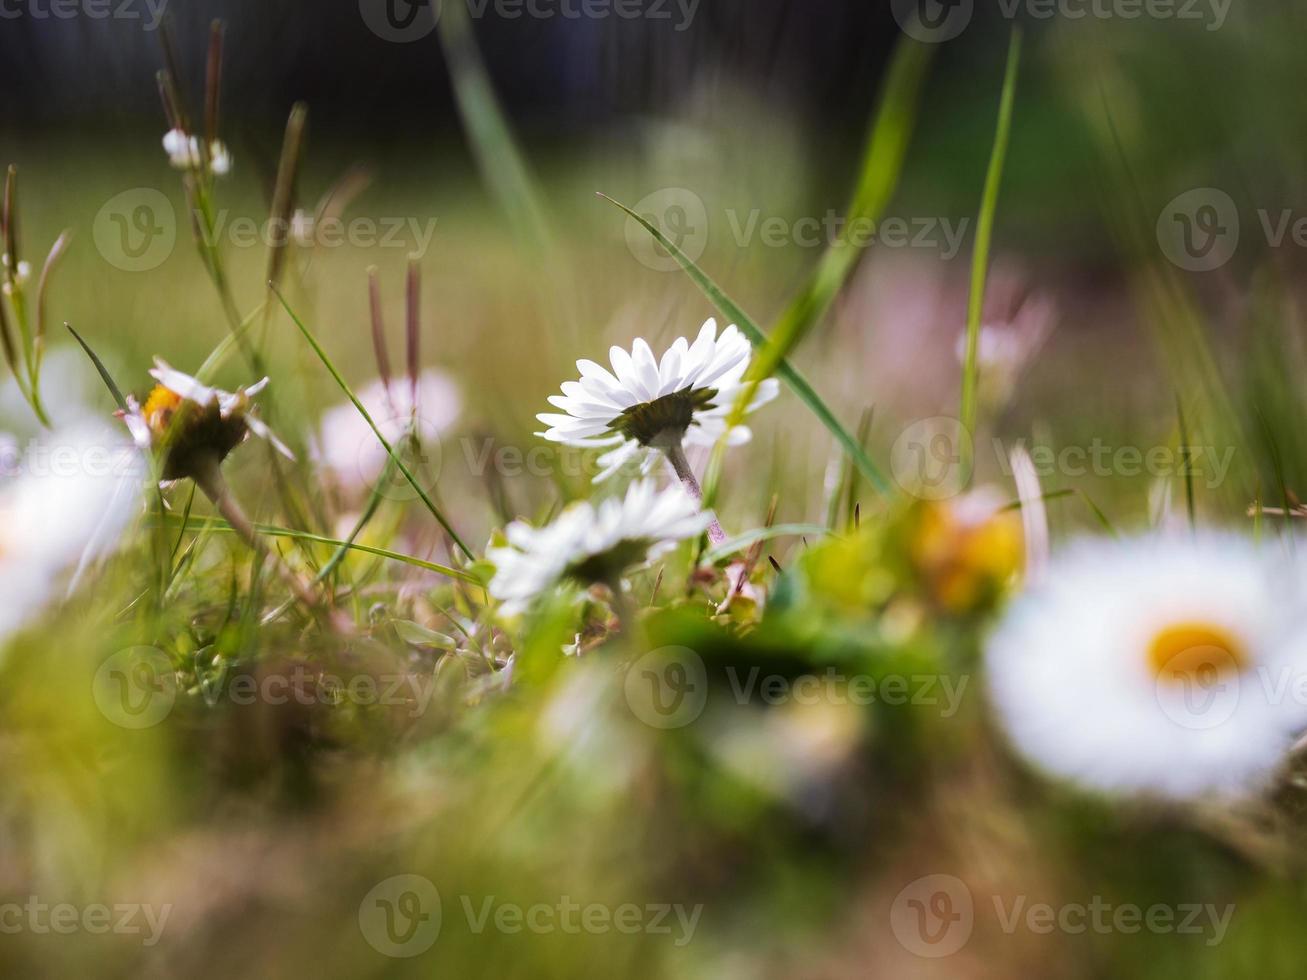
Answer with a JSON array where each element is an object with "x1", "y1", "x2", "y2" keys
[
  {"x1": 191, "y1": 453, "x2": 324, "y2": 614},
  {"x1": 603, "y1": 574, "x2": 640, "y2": 643},
  {"x1": 662, "y1": 440, "x2": 727, "y2": 546}
]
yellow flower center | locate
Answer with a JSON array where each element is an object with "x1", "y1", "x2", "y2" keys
[
  {"x1": 142, "y1": 384, "x2": 183, "y2": 436},
  {"x1": 1147, "y1": 622, "x2": 1248, "y2": 684}
]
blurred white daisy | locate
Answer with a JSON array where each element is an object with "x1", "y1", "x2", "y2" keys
[
  {"x1": 488, "y1": 480, "x2": 712, "y2": 615},
  {"x1": 0, "y1": 422, "x2": 145, "y2": 643},
  {"x1": 120, "y1": 359, "x2": 290, "y2": 482},
  {"x1": 162, "y1": 129, "x2": 231, "y2": 176},
  {"x1": 311, "y1": 369, "x2": 461, "y2": 497},
  {"x1": 986, "y1": 532, "x2": 1307, "y2": 801},
  {"x1": 537, "y1": 318, "x2": 779, "y2": 486},
  {"x1": 1, "y1": 259, "x2": 30, "y2": 296}
]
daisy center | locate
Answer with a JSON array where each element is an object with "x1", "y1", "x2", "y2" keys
[
  {"x1": 566, "y1": 539, "x2": 655, "y2": 585},
  {"x1": 1147, "y1": 622, "x2": 1248, "y2": 684},
  {"x1": 142, "y1": 384, "x2": 183, "y2": 436},
  {"x1": 610, "y1": 386, "x2": 718, "y2": 446}
]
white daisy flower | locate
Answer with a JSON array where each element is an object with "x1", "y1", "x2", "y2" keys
[
  {"x1": 986, "y1": 532, "x2": 1307, "y2": 801},
  {"x1": 536, "y1": 318, "x2": 779, "y2": 486},
  {"x1": 488, "y1": 480, "x2": 713, "y2": 615},
  {"x1": 120, "y1": 359, "x2": 291, "y2": 482},
  {"x1": 311, "y1": 369, "x2": 461, "y2": 496},
  {"x1": 0, "y1": 422, "x2": 145, "y2": 644}
]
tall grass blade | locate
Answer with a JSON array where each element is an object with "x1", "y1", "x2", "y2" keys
[
  {"x1": 272, "y1": 284, "x2": 474, "y2": 560},
  {"x1": 960, "y1": 27, "x2": 1023, "y2": 435}
]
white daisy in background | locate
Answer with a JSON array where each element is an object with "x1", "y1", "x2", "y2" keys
[
  {"x1": 536, "y1": 319, "x2": 778, "y2": 536},
  {"x1": 311, "y1": 369, "x2": 461, "y2": 497},
  {"x1": 986, "y1": 532, "x2": 1307, "y2": 801},
  {"x1": 120, "y1": 358, "x2": 291, "y2": 482},
  {"x1": 488, "y1": 480, "x2": 713, "y2": 615},
  {"x1": 0, "y1": 422, "x2": 145, "y2": 644},
  {"x1": 162, "y1": 128, "x2": 232, "y2": 176}
]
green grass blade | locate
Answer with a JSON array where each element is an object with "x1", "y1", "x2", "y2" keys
[
  {"x1": 960, "y1": 27, "x2": 1023, "y2": 435},
  {"x1": 437, "y1": 1, "x2": 551, "y2": 252},
  {"x1": 65, "y1": 323, "x2": 127, "y2": 411},
  {"x1": 163, "y1": 515, "x2": 480, "y2": 584},
  {"x1": 600, "y1": 193, "x2": 891, "y2": 496},
  {"x1": 272, "y1": 284, "x2": 475, "y2": 560},
  {"x1": 1176, "y1": 393, "x2": 1196, "y2": 530},
  {"x1": 701, "y1": 523, "x2": 830, "y2": 566},
  {"x1": 747, "y1": 39, "x2": 932, "y2": 386}
]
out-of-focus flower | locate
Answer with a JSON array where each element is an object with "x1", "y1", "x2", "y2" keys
[
  {"x1": 162, "y1": 129, "x2": 232, "y2": 176},
  {"x1": 986, "y1": 532, "x2": 1307, "y2": 801},
  {"x1": 0, "y1": 422, "x2": 145, "y2": 643},
  {"x1": 906, "y1": 488, "x2": 1023, "y2": 614},
  {"x1": 954, "y1": 294, "x2": 1055, "y2": 409},
  {"x1": 537, "y1": 319, "x2": 779, "y2": 483},
  {"x1": 488, "y1": 480, "x2": 712, "y2": 615},
  {"x1": 120, "y1": 359, "x2": 289, "y2": 481},
  {"x1": 1, "y1": 259, "x2": 30, "y2": 296},
  {"x1": 311, "y1": 369, "x2": 461, "y2": 496}
]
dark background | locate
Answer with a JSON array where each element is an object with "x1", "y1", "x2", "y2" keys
[{"x1": 0, "y1": 0, "x2": 1014, "y2": 137}]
